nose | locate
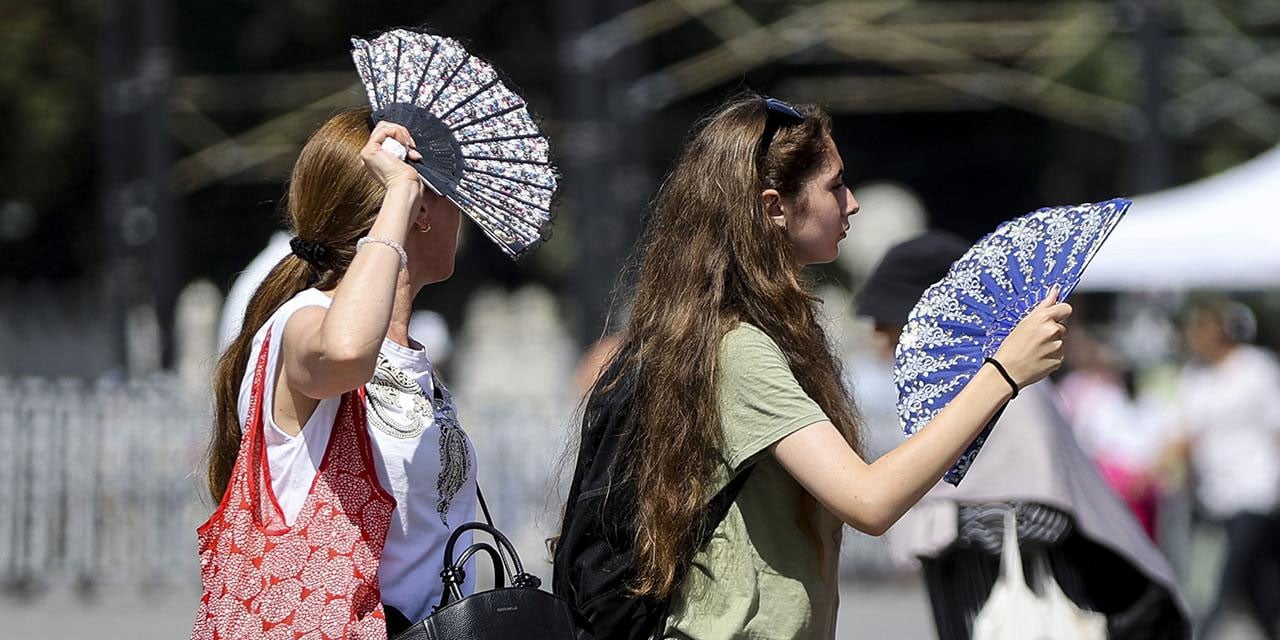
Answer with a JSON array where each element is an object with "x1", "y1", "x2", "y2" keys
[{"x1": 846, "y1": 190, "x2": 859, "y2": 218}]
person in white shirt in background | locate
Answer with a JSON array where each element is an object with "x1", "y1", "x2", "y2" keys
[
  {"x1": 1168, "y1": 299, "x2": 1280, "y2": 640},
  {"x1": 218, "y1": 231, "x2": 293, "y2": 352}
]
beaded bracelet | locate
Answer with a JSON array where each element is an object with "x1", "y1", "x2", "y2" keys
[{"x1": 356, "y1": 236, "x2": 408, "y2": 269}]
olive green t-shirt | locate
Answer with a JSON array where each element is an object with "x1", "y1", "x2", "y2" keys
[{"x1": 663, "y1": 323, "x2": 843, "y2": 640}]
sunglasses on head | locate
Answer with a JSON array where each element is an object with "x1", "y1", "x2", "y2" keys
[
  {"x1": 758, "y1": 96, "x2": 805, "y2": 163},
  {"x1": 764, "y1": 97, "x2": 803, "y2": 120}
]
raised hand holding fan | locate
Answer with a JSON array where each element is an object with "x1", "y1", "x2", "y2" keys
[
  {"x1": 894, "y1": 199, "x2": 1130, "y2": 485},
  {"x1": 351, "y1": 28, "x2": 557, "y2": 259}
]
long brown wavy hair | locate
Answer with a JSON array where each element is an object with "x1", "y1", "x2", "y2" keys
[
  {"x1": 600, "y1": 94, "x2": 862, "y2": 598},
  {"x1": 207, "y1": 107, "x2": 385, "y2": 503}
]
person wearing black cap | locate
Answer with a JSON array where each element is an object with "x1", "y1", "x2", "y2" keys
[
  {"x1": 856, "y1": 231, "x2": 1189, "y2": 640},
  {"x1": 856, "y1": 230, "x2": 973, "y2": 361}
]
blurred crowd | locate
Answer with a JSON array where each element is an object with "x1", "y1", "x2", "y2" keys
[
  {"x1": 841, "y1": 278, "x2": 1280, "y2": 638},
  {"x1": 1057, "y1": 298, "x2": 1280, "y2": 638}
]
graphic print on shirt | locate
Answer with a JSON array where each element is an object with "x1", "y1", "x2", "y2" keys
[
  {"x1": 365, "y1": 353, "x2": 472, "y2": 526},
  {"x1": 366, "y1": 354, "x2": 432, "y2": 439},
  {"x1": 431, "y1": 379, "x2": 471, "y2": 527}
]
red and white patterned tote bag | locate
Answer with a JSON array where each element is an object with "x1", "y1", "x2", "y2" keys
[{"x1": 192, "y1": 328, "x2": 396, "y2": 640}]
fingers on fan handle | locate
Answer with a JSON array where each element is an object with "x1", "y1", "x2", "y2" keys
[
  {"x1": 1050, "y1": 341, "x2": 1066, "y2": 361},
  {"x1": 1051, "y1": 322, "x2": 1068, "y2": 339},
  {"x1": 388, "y1": 123, "x2": 417, "y2": 150},
  {"x1": 378, "y1": 133, "x2": 422, "y2": 163},
  {"x1": 371, "y1": 121, "x2": 421, "y2": 157},
  {"x1": 370, "y1": 120, "x2": 396, "y2": 142},
  {"x1": 372, "y1": 120, "x2": 413, "y2": 142},
  {"x1": 1046, "y1": 302, "x2": 1074, "y2": 323},
  {"x1": 1037, "y1": 284, "x2": 1061, "y2": 309}
]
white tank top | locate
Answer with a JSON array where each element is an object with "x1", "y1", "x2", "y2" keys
[{"x1": 235, "y1": 288, "x2": 477, "y2": 622}]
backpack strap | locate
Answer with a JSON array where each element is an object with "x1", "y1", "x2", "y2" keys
[
  {"x1": 651, "y1": 464, "x2": 756, "y2": 639},
  {"x1": 696, "y1": 465, "x2": 755, "y2": 548}
]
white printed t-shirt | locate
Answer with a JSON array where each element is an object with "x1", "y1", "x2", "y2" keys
[{"x1": 236, "y1": 288, "x2": 477, "y2": 622}]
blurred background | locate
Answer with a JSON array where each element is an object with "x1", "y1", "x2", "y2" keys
[{"x1": 3, "y1": 0, "x2": 1280, "y2": 637}]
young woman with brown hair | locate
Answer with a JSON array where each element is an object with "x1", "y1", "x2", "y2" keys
[{"x1": 564, "y1": 95, "x2": 1073, "y2": 639}]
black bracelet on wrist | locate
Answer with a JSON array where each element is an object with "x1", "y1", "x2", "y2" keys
[{"x1": 983, "y1": 356, "x2": 1020, "y2": 399}]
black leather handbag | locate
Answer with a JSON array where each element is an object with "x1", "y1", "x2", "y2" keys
[{"x1": 390, "y1": 494, "x2": 586, "y2": 640}]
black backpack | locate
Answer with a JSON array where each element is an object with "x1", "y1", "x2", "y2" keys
[{"x1": 551, "y1": 356, "x2": 753, "y2": 640}]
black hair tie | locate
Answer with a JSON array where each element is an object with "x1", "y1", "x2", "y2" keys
[
  {"x1": 290, "y1": 236, "x2": 331, "y2": 270},
  {"x1": 983, "y1": 356, "x2": 1020, "y2": 399}
]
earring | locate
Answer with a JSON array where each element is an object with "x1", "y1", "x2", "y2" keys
[{"x1": 416, "y1": 220, "x2": 431, "y2": 233}]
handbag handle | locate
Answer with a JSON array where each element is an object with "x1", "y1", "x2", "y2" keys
[
  {"x1": 438, "y1": 521, "x2": 543, "y2": 609},
  {"x1": 443, "y1": 521, "x2": 525, "y2": 576},
  {"x1": 440, "y1": 542, "x2": 507, "y2": 606}
]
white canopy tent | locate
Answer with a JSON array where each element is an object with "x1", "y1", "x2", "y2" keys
[{"x1": 1078, "y1": 145, "x2": 1280, "y2": 291}]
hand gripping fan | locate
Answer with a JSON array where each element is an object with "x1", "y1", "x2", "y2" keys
[{"x1": 894, "y1": 199, "x2": 1130, "y2": 484}]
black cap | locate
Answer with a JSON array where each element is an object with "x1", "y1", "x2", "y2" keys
[{"x1": 856, "y1": 230, "x2": 972, "y2": 328}]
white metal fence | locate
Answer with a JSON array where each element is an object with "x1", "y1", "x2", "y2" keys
[{"x1": 0, "y1": 374, "x2": 209, "y2": 589}]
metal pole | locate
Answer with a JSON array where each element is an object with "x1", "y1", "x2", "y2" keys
[
  {"x1": 98, "y1": 0, "x2": 133, "y2": 373},
  {"x1": 1134, "y1": 0, "x2": 1172, "y2": 192},
  {"x1": 558, "y1": 0, "x2": 649, "y2": 348},
  {"x1": 97, "y1": 0, "x2": 177, "y2": 373},
  {"x1": 142, "y1": 0, "x2": 178, "y2": 369}
]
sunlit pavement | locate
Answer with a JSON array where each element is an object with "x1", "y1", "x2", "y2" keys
[{"x1": 0, "y1": 578, "x2": 1264, "y2": 639}]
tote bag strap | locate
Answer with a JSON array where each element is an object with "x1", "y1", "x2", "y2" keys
[
  {"x1": 999, "y1": 507, "x2": 1025, "y2": 588},
  {"x1": 242, "y1": 325, "x2": 276, "y2": 516}
]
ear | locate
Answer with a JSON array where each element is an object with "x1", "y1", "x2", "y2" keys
[
  {"x1": 761, "y1": 188, "x2": 787, "y2": 229},
  {"x1": 418, "y1": 190, "x2": 450, "y2": 230}
]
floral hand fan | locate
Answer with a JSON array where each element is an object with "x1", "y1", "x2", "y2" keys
[
  {"x1": 894, "y1": 199, "x2": 1130, "y2": 485},
  {"x1": 351, "y1": 28, "x2": 557, "y2": 259}
]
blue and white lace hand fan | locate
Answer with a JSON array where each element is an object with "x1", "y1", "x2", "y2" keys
[
  {"x1": 351, "y1": 28, "x2": 557, "y2": 260},
  {"x1": 894, "y1": 199, "x2": 1130, "y2": 485}
]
